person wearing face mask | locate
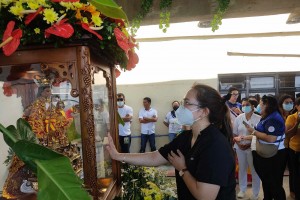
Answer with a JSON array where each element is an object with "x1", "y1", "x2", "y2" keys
[
  {"x1": 233, "y1": 98, "x2": 261, "y2": 200},
  {"x1": 225, "y1": 87, "x2": 243, "y2": 126},
  {"x1": 245, "y1": 95, "x2": 287, "y2": 200},
  {"x1": 279, "y1": 94, "x2": 296, "y2": 199},
  {"x1": 163, "y1": 100, "x2": 182, "y2": 141},
  {"x1": 285, "y1": 97, "x2": 300, "y2": 200},
  {"x1": 106, "y1": 83, "x2": 236, "y2": 200},
  {"x1": 117, "y1": 93, "x2": 133, "y2": 153}
]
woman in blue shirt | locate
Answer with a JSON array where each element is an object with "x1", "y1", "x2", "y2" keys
[{"x1": 246, "y1": 95, "x2": 287, "y2": 200}]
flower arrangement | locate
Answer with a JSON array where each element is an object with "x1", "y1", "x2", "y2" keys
[
  {"x1": 0, "y1": 0, "x2": 139, "y2": 70},
  {"x1": 115, "y1": 164, "x2": 177, "y2": 200}
]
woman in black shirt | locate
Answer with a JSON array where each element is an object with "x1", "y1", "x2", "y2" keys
[{"x1": 106, "y1": 83, "x2": 236, "y2": 199}]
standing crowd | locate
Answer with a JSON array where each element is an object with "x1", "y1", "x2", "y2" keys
[{"x1": 110, "y1": 84, "x2": 299, "y2": 200}]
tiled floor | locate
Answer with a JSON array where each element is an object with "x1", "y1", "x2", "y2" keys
[
  {"x1": 240, "y1": 175, "x2": 294, "y2": 200},
  {"x1": 158, "y1": 165, "x2": 295, "y2": 200}
]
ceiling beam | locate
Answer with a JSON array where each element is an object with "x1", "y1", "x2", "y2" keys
[
  {"x1": 136, "y1": 31, "x2": 300, "y2": 42},
  {"x1": 227, "y1": 52, "x2": 300, "y2": 57}
]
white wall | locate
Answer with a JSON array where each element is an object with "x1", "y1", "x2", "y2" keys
[
  {"x1": 0, "y1": 82, "x2": 23, "y2": 190},
  {"x1": 116, "y1": 78, "x2": 217, "y2": 152}
]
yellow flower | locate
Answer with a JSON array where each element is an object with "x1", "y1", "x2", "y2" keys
[
  {"x1": 34, "y1": 28, "x2": 41, "y2": 34},
  {"x1": 91, "y1": 15, "x2": 103, "y2": 27},
  {"x1": 82, "y1": 17, "x2": 88, "y2": 24},
  {"x1": 60, "y1": 2, "x2": 75, "y2": 11},
  {"x1": 72, "y1": 2, "x2": 83, "y2": 9},
  {"x1": 27, "y1": 1, "x2": 39, "y2": 10},
  {"x1": 43, "y1": 8, "x2": 58, "y2": 24},
  {"x1": 9, "y1": 2, "x2": 24, "y2": 18},
  {"x1": 1, "y1": 0, "x2": 13, "y2": 8}
]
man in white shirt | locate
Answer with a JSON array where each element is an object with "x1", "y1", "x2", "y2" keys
[
  {"x1": 163, "y1": 100, "x2": 182, "y2": 141},
  {"x1": 117, "y1": 93, "x2": 133, "y2": 153},
  {"x1": 139, "y1": 97, "x2": 158, "y2": 153}
]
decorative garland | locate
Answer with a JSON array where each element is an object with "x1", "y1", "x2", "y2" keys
[
  {"x1": 130, "y1": 0, "x2": 230, "y2": 33},
  {"x1": 211, "y1": 0, "x2": 231, "y2": 31}
]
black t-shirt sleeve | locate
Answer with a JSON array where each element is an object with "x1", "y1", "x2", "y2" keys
[
  {"x1": 159, "y1": 131, "x2": 188, "y2": 161},
  {"x1": 195, "y1": 139, "x2": 234, "y2": 186}
]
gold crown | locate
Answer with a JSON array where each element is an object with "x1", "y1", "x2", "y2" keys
[{"x1": 33, "y1": 75, "x2": 52, "y2": 87}]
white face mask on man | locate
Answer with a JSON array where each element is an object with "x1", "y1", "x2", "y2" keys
[
  {"x1": 117, "y1": 101, "x2": 124, "y2": 107},
  {"x1": 175, "y1": 105, "x2": 200, "y2": 126}
]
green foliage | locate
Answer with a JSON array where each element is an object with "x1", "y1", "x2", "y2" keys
[
  {"x1": 211, "y1": 0, "x2": 231, "y2": 32},
  {"x1": 66, "y1": 120, "x2": 81, "y2": 142},
  {"x1": 159, "y1": 0, "x2": 172, "y2": 33},
  {"x1": 130, "y1": 0, "x2": 154, "y2": 35},
  {"x1": 115, "y1": 164, "x2": 177, "y2": 200},
  {"x1": 89, "y1": 0, "x2": 128, "y2": 21},
  {"x1": 130, "y1": 0, "x2": 230, "y2": 33},
  {"x1": 0, "y1": 118, "x2": 92, "y2": 200},
  {"x1": 37, "y1": 157, "x2": 90, "y2": 200}
]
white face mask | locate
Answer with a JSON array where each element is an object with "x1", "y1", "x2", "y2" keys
[
  {"x1": 117, "y1": 101, "x2": 124, "y2": 107},
  {"x1": 175, "y1": 105, "x2": 199, "y2": 126}
]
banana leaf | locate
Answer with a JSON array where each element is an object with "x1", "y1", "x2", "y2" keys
[
  {"x1": 117, "y1": 112, "x2": 125, "y2": 126},
  {"x1": 12, "y1": 140, "x2": 64, "y2": 173},
  {"x1": 36, "y1": 157, "x2": 91, "y2": 200},
  {"x1": 0, "y1": 119, "x2": 92, "y2": 200},
  {"x1": 88, "y1": 0, "x2": 128, "y2": 21}
]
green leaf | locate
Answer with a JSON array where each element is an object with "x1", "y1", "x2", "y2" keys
[
  {"x1": 13, "y1": 140, "x2": 64, "y2": 173},
  {"x1": 36, "y1": 157, "x2": 91, "y2": 200},
  {"x1": 0, "y1": 124, "x2": 18, "y2": 147},
  {"x1": 3, "y1": 125, "x2": 19, "y2": 147},
  {"x1": 88, "y1": 0, "x2": 128, "y2": 21},
  {"x1": 117, "y1": 112, "x2": 125, "y2": 126},
  {"x1": 16, "y1": 118, "x2": 37, "y2": 143}
]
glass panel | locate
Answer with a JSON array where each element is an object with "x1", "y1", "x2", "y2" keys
[
  {"x1": 0, "y1": 64, "x2": 82, "y2": 198},
  {"x1": 295, "y1": 76, "x2": 300, "y2": 87},
  {"x1": 279, "y1": 74, "x2": 295, "y2": 88},
  {"x1": 92, "y1": 70, "x2": 113, "y2": 194},
  {"x1": 219, "y1": 75, "x2": 245, "y2": 90},
  {"x1": 250, "y1": 77, "x2": 275, "y2": 89}
]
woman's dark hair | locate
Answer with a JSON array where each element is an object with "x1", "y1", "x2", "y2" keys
[
  {"x1": 278, "y1": 94, "x2": 294, "y2": 116},
  {"x1": 295, "y1": 97, "x2": 300, "y2": 106},
  {"x1": 261, "y1": 95, "x2": 279, "y2": 118},
  {"x1": 241, "y1": 97, "x2": 258, "y2": 108},
  {"x1": 192, "y1": 83, "x2": 233, "y2": 145}
]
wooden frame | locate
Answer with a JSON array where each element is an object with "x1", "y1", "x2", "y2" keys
[{"x1": 0, "y1": 45, "x2": 121, "y2": 200}]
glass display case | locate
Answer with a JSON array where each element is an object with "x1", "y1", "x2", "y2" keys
[{"x1": 0, "y1": 45, "x2": 120, "y2": 200}]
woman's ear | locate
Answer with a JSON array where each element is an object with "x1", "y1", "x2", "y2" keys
[{"x1": 202, "y1": 107, "x2": 210, "y2": 117}]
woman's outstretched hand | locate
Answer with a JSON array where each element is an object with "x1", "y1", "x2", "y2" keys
[
  {"x1": 105, "y1": 133, "x2": 119, "y2": 160},
  {"x1": 168, "y1": 149, "x2": 186, "y2": 171}
]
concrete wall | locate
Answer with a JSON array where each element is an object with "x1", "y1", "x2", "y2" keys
[
  {"x1": 116, "y1": 78, "x2": 218, "y2": 153},
  {"x1": 0, "y1": 82, "x2": 23, "y2": 190}
]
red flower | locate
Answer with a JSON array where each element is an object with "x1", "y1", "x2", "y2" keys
[
  {"x1": 0, "y1": 21, "x2": 22, "y2": 56},
  {"x1": 126, "y1": 50, "x2": 139, "y2": 71},
  {"x1": 80, "y1": 23, "x2": 103, "y2": 40},
  {"x1": 114, "y1": 27, "x2": 135, "y2": 58},
  {"x1": 25, "y1": 7, "x2": 44, "y2": 25},
  {"x1": 115, "y1": 68, "x2": 121, "y2": 78},
  {"x1": 45, "y1": 19, "x2": 74, "y2": 38}
]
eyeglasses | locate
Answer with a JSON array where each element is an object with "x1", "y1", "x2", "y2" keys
[
  {"x1": 117, "y1": 98, "x2": 124, "y2": 101},
  {"x1": 180, "y1": 100, "x2": 201, "y2": 107},
  {"x1": 231, "y1": 93, "x2": 239, "y2": 97}
]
